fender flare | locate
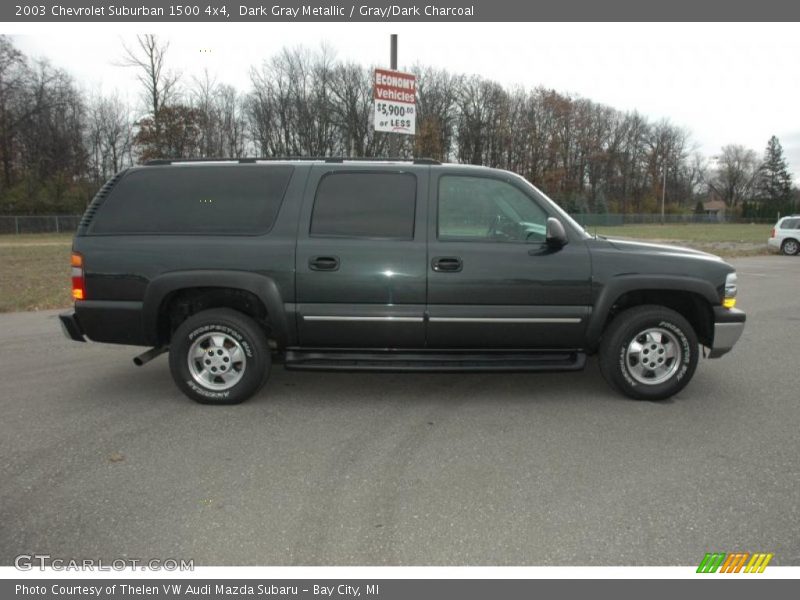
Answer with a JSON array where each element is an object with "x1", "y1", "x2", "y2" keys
[
  {"x1": 142, "y1": 270, "x2": 290, "y2": 346},
  {"x1": 586, "y1": 275, "x2": 719, "y2": 350}
]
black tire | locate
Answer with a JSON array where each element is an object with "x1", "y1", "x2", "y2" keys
[
  {"x1": 781, "y1": 238, "x2": 799, "y2": 256},
  {"x1": 168, "y1": 308, "x2": 270, "y2": 405},
  {"x1": 599, "y1": 305, "x2": 699, "y2": 401}
]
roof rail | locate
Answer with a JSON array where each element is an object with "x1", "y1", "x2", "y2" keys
[
  {"x1": 144, "y1": 157, "x2": 310, "y2": 165},
  {"x1": 144, "y1": 156, "x2": 441, "y2": 166},
  {"x1": 323, "y1": 157, "x2": 441, "y2": 165}
]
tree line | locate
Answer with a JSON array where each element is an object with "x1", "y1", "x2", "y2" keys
[{"x1": 0, "y1": 35, "x2": 795, "y2": 217}]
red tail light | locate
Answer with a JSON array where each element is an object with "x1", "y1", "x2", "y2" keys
[
  {"x1": 770, "y1": 227, "x2": 776, "y2": 238},
  {"x1": 71, "y1": 252, "x2": 85, "y2": 300}
]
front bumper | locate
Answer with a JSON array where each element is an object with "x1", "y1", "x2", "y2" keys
[
  {"x1": 59, "y1": 311, "x2": 86, "y2": 342},
  {"x1": 708, "y1": 306, "x2": 745, "y2": 358}
]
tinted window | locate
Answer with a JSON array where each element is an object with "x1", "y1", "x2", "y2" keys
[
  {"x1": 91, "y1": 165, "x2": 293, "y2": 234},
  {"x1": 310, "y1": 172, "x2": 416, "y2": 239},
  {"x1": 438, "y1": 175, "x2": 549, "y2": 242}
]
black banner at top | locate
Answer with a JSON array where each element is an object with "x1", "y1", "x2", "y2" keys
[{"x1": 4, "y1": 0, "x2": 800, "y2": 22}]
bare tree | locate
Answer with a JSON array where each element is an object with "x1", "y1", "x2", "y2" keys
[
  {"x1": 412, "y1": 66, "x2": 461, "y2": 161},
  {"x1": 1, "y1": 36, "x2": 794, "y2": 218},
  {"x1": 327, "y1": 62, "x2": 375, "y2": 157},
  {"x1": 709, "y1": 144, "x2": 760, "y2": 208},
  {"x1": 119, "y1": 34, "x2": 180, "y2": 157},
  {"x1": 191, "y1": 71, "x2": 248, "y2": 158},
  {"x1": 87, "y1": 92, "x2": 133, "y2": 184}
]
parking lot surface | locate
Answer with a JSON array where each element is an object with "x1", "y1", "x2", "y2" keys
[{"x1": 1, "y1": 256, "x2": 798, "y2": 566}]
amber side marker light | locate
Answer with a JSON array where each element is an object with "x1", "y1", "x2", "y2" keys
[
  {"x1": 723, "y1": 272, "x2": 737, "y2": 309},
  {"x1": 71, "y1": 252, "x2": 85, "y2": 300}
]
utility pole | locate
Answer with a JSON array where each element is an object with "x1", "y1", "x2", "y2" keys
[
  {"x1": 661, "y1": 165, "x2": 667, "y2": 225},
  {"x1": 388, "y1": 34, "x2": 399, "y2": 158}
]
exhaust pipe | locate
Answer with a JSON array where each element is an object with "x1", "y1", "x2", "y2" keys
[{"x1": 133, "y1": 346, "x2": 167, "y2": 366}]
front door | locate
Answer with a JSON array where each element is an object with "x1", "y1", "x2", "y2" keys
[
  {"x1": 295, "y1": 166, "x2": 428, "y2": 348},
  {"x1": 426, "y1": 170, "x2": 592, "y2": 349}
]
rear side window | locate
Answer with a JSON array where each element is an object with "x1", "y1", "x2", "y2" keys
[
  {"x1": 310, "y1": 172, "x2": 416, "y2": 239},
  {"x1": 780, "y1": 218, "x2": 799, "y2": 229},
  {"x1": 90, "y1": 165, "x2": 293, "y2": 234}
]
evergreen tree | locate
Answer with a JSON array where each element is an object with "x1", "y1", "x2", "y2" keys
[
  {"x1": 595, "y1": 188, "x2": 609, "y2": 214},
  {"x1": 756, "y1": 136, "x2": 793, "y2": 207}
]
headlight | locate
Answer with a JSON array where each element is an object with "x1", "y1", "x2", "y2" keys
[{"x1": 723, "y1": 272, "x2": 737, "y2": 308}]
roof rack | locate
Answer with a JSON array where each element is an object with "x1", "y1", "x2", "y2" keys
[
  {"x1": 144, "y1": 157, "x2": 441, "y2": 166},
  {"x1": 323, "y1": 157, "x2": 441, "y2": 165}
]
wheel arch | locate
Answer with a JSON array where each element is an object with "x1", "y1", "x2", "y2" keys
[
  {"x1": 142, "y1": 270, "x2": 292, "y2": 347},
  {"x1": 781, "y1": 237, "x2": 799, "y2": 253},
  {"x1": 587, "y1": 275, "x2": 718, "y2": 352}
]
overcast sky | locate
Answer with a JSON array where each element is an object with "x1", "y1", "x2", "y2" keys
[{"x1": 9, "y1": 22, "x2": 800, "y2": 178}]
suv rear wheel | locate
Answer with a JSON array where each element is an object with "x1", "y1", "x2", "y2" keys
[
  {"x1": 599, "y1": 305, "x2": 698, "y2": 401},
  {"x1": 168, "y1": 308, "x2": 270, "y2": 404},
  {"x1": 781, "y1": 238, "x2": 799, "y2": 255}
]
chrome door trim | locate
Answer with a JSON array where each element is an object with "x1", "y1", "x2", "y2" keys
[
  {"x1": 303, "y1": 316, "x2": 424, "y2": 322},
  {"x1": 428, "y1": 317, "x2": 581, "y2": 324}
]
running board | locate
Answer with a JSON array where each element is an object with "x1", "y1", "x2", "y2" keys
[{"x1": 284, "y1": 349, "x2": 586, "y2": 372}]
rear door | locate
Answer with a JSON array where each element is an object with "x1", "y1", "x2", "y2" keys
[
  {"x1": 426, "y1": 169, "x2": 592, "y2": 349},
  {"x1": 294, "y1": 165, "x2": 428, "y2": 348}
]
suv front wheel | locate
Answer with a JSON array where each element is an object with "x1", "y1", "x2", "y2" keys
[
  {"x1": 599, "y1": 305, "x2": 699, "y2": 401},
  {"x1": 168, "y1": 308, "x2": 271, "y2": 404}
]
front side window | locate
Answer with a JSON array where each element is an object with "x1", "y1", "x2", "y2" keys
[
  {"x1": 310, "y1": 172, "x2": 416, "y2": 240},
  {"x1": 438, "y1": 175, "x2": 549, "y2": 242}
]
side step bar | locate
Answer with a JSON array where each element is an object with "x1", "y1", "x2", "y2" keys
[{"x1": 284, "y1": 349, "x2": 586, "y2": 372}]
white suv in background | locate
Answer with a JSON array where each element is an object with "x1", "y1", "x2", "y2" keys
[{"x1": 768, "y1": 215, "x2": 800, "y2": 255}]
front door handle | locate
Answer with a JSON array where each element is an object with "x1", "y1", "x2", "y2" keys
[
  {"x1": 309, "y1": 256, "x2": 340, "y2": 271},
  {"x1": 432, "y1": 257, "x2": 463, "y2": 272}
]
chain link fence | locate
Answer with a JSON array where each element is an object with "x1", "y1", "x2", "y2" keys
[
  {"x1": 0, "y1": 215, "x2": 82, "y2": 234},
  {"x1": 571, "y1": 213, "x2": 776, "y2": 226},
  {"x1": 0, "y1": 213, "x2": 779, "y2": 235}
]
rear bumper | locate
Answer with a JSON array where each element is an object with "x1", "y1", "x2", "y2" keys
[
  {"x1": 60, "y1": 301, "x2": 148, "y2": 346},
  {"x1": 766, "y1": 238, "x2": 781, "y2": 253},
  {"x1": 708, "y1": 306, "x2": 746, "y2": 358},
  {"x1": 59, "y1": 312, "x2": 86, "y2": 342}
]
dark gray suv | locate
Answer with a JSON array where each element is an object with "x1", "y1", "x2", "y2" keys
[{"x1": 59, "y1": 158, "x2": 746, "y2": 404}]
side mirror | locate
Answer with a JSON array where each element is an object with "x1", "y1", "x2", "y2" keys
[{"x1": 546, "y1": 217, "x2": 568, "y2": 249}]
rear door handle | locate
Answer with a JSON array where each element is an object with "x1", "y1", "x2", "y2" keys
[
  {"x1": 309, "y1": 256, "x2": 340, "y2": 271},
  {"x1": 432, "y1": 257, "x2": 463, "y2": 272}
]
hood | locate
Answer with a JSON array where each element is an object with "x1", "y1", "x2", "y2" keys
[{"x1": 603, "y1": 237, "x2": 724, "y2": 262}]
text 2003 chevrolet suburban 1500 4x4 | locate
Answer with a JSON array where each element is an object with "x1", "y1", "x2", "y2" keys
[{"x1": 59, "y1": 158, "x2": 745, "y2": 404}]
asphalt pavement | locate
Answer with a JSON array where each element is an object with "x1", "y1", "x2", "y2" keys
[{"x1": 1, "y1": 256, "x2": 798, "y2": 566}]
